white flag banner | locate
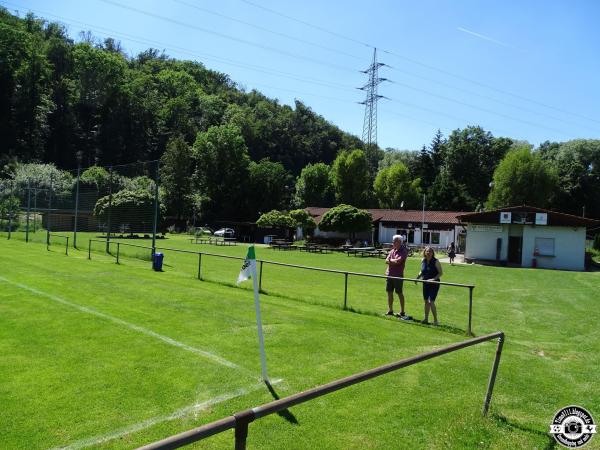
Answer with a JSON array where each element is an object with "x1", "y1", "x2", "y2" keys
[
  {"x1": 237, "y1": 246, "x2": 256, "y2": 284},
  {"x1": 236, "y1": 245, "x2": 269, "y2": 382}
]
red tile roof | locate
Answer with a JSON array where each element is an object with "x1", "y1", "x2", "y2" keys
[
  {"x1": 306, "y1": 207, "x2": 464, "y2": 225},
  {"x1": 457, "y1": 205, "x2": 600, "y2": 228}
]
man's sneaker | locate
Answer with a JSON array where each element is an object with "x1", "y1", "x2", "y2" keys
[
  {"x1": 420, "y1": 319, "x2": 430, "y2": 325},
  {"x1": 396, "y1": 312, "x2": 412, "y2": 321},
  {"x1": 384, "y1": 311, "x2": 395, "y2": 316}
]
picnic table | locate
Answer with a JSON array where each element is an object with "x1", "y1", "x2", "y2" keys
[
  {"x1": 270, "y1": 239, "x2": 296, "y2": 250},
  {"x1": 190, "y1": 236, "x2": 237, "y2": 245},
  {"x1": 216, "y1": 237, "x2": 237, "y2": 246},
  {"x1": 297, "y1": 243, "x2": 334, "y2": 254},
  {"x1": 346, "y1": 246, "x2": 375, "y2": 256}
]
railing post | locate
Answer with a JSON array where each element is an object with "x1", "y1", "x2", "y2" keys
[
  {"x1": 117, "y1": 243, "x2": 120, "y2": 264},
  {"x1": 468, "y1": 286, "x2": 474, "y2": 336},
  {"x1": 197, "y1": 253, "x2": 202, "y2": 279},
  {"x1": 482, "y1": 333, "x2": 505, "y2": 416},
  {"x1": 234, "y1": 410, "x2": 255, "y2": 450},
  {"x1": 259, "y1": 260, "x2": 263, "y2": 292},
  {"x1": 343, "y1": 272, "x2": 348, "y2": 309},
  {"x1": 65, "y1": 237, "x2": 69, "y2": 255},
  {"x1": 26, "y1": 180, "x2": 31, "y2": 243},
  {"x1": 88, "y1": 239, "x2": 91, "y2": 260}
]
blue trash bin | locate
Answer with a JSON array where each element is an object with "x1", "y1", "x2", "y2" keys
[{"x1": 153, "y1": 252, "x2": 164, "y2": 271}]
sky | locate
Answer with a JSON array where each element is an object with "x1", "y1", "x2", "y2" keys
[{"x1": 3, "y1": 0, "x2": 600, "y2": 150}]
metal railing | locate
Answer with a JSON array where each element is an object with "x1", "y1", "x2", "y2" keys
[
  {"x1": 48, "y1": 232, "x2": 69, "y2": 255},
  {"x1": 138, "y1": 331, "x2": 505, "y2": 450},
  {"x1": 86, "y1": 240, "x2": 477, "y2": 334}
]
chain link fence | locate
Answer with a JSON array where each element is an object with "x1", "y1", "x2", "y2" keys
[{"x1": 0, "y1": 161, "x2": 160, "y2": 252}]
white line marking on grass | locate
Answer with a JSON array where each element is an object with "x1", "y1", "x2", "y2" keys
[
  {"x1": 52, "y1": 379, "x2": 283, "y2": 450},
  {"x1": 0, "y1": 275, "x2": 240, "y2": 370}
]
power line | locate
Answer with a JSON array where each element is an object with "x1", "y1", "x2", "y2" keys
[
  {"x1": 388, "y1": 81, "x2": 576, "y2": 138},
  {"x1": 239, "y1": 0, "x2": 600, "y2": 126},
  {"x1": 382, "y1": 49, "x2": 600, "y2": 126},
  {"x1": 388, "y1": 66, "x2": 600, "y2": 135},
  {"x1": 176, "y1": 0, "x2": 597, "y2": 133},
  {"x1": 171, "y1": 0, "x2": 363, "y2": 61},
  {"x1": 187, "y1": 0, "x2": 600, "y2": 131},
  {"x1": 93, "y1": 0, "x2": 585, "y2": 138},
  {"x1": 240, "y1": 0, "x2": 373, "y2": 49},
  {"x1": 1, "y1": 2, "x2": 358, "y2": 93},
  {"x1": 1, "y1": 1, "x2": 590, "y2": 140},
  {"x1": 98, "y1": 0, "x2": 357, "y2": 73}
]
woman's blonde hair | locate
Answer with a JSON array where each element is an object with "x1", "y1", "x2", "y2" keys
[{"x1": 422, "y1": 246, "x2": 435, "y2": 258}]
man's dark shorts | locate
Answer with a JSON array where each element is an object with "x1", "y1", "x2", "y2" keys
[{"x1": 386, "y1": 278, "x2": 404, "y2": 293}]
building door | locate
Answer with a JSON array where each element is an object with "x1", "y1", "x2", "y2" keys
[
  {"x1": 508, "y1": 236, "x2": 522, "y2": 264},
  {"x1": 457, "y1": 232, "x2": 466, "y2": 253},
  {"x1": 422, "y1": 231, "x2": 431, "y2": 244}
]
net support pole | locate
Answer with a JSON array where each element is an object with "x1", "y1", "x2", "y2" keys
[
  {"x1": 7, "y1": 182, "x2": 13, "y2": 240},
  {"x1": 106, "y1": 168, "x2": 113, "y2": 254},
  {"x1": 73, "y1": 161, "x2": 81, "y2": 249},
  {"x1": 33, "y1": 189, "x2": 37, "y2": 233},
  {"x1": 47, "y1": 175, "x2": 53, "y2": 251},
  {"x1": 26, "y1": 180, "x2": 31, "y2": 243},
  {"x1": 258, "y1": 260, "x2": 263, "y2": 292},
  {"x1": 151, "y1": 161, "x2": 159, "y2": 258}
]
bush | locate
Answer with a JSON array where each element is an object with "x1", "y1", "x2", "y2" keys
[
  {"x1": 593, "y1": 234, "x2": 600, "y2": 251},
  {"x1": 256, "y1": 210, "x2": 295, "y2": 228},
  {"x1": 318, "y1": 204, "x2": 372, "y2": 237}
]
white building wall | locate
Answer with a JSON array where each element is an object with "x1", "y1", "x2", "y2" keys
[
  {"x1": 522, "y1": 226, "x2": 586, "y2": 271},
  {"x1": 379, "y1": 223, "x2": 456, "y2": 248},
  {"x1": 464, "y1": 224, "x2": 509, "y2": 260}
]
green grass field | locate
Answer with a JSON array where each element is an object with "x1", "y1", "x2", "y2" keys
[{"x1": 1, "y1": 232, "x2": 599, "y2": 449}]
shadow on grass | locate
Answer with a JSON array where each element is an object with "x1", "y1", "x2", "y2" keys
[
  {"x1": 265, "y1": 380, "x2": 298, "y2": 425},
  {"x1": 492, "y1": 413, "x2": 556, "y2": 450}
]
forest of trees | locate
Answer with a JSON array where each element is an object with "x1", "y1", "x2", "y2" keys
[{"x1": 2, "y1": 8, "x2": 599, "y2": 223}]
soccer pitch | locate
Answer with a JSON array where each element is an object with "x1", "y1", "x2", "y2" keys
[{"x1": 1, "y1": 237, "x2": 599, "y2": 449}]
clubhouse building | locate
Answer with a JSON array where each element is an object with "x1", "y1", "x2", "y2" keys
[
  {"x1": 457, "y1": 205, "x2": 600, "y2": 271},
  {"x1": 306, "y1": 207, "x2": 464, "y2": 249}
]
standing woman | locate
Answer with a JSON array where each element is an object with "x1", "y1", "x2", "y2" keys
[
  {"x1": 417, "y1": 246, "x2": 443, "y2": 325},
  {"x1": 447, "y1": 241, "x2": 456, "y2": 265}
]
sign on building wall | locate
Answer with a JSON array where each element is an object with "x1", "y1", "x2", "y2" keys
[
  {"x1": 470, "y1": 224, "x2": 503, "y2": 232},
  {"x1": 535, "y1": 213, "x2": 548, "y2": 225},
  {"x1": 500, "y1": 212, "x2": 512, "y2": 223}
]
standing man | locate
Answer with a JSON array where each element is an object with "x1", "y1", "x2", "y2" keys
[{"x1": 385, "y1": 235, "x2": 411, "y2": 320}]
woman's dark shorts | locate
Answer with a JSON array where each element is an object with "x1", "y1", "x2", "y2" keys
[
  {"x1": 423, "y1": 283, "x2": 440, "y2": 302},
  {"x1": 386, "y1": 278, "x2": 404, "y2": 293}
]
